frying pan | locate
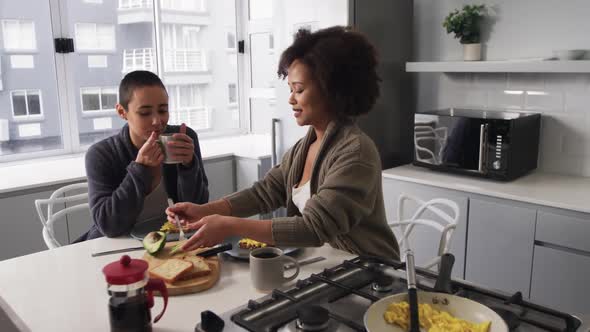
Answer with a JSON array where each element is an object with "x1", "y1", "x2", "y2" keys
[{"x1": 364, "y1": 254, "x2": 509, "y2": 332}]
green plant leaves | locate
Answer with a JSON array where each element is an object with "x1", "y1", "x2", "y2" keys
[{"x1": 442, "y1": 4, "x2": 486, "y2": 44}]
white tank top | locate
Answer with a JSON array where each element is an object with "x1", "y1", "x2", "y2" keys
[
  {"x1": 292, "y1": 181, "x2": 311, "y2": 213},
  {"x1": 136, "y1": 177, "x2": 169, "y2": 224}
]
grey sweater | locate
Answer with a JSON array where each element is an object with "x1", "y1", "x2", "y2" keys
[
  {"x1": 82, "y1": 124, "x2": 208, "y2": 240},
  {"x1": 226, "y1": 120, "x2": 400, "y2": 259}
]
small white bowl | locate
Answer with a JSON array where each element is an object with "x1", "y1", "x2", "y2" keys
[{"x1": 552, "y1": 49, "x2": 587, "y2": 60}]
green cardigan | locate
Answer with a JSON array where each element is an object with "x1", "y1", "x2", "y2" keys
[{"x1": 225, "y1": 120, "x2": 400, "y2": 259}]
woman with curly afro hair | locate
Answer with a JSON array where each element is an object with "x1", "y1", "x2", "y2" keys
[{"x1": 167, "y1": 26, "x2": 399, "y2": 259}]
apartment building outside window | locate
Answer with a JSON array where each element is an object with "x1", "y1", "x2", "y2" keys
[
  {"x1": 11, "y1": 90, "x2": 42, "y2": 119},
  {"x1": 80, "y1": 87, "x2": 118, "y2": 114},
  {"x1": 228, "y1": 83, "x2": 237, "y2": 106},
  {"x1": 74, "y1": 23, "x2": 116, "y2": 52},
  {"x1": 1, "y1": 20, "x2": 36, "y2": 51},
  {"x1": 0, "y1": 0, "x2": 240, "y2": 162}
]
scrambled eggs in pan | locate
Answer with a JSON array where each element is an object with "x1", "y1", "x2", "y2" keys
[{"x1": 384, "y1": 301, "x2": 491, "y2": 332}]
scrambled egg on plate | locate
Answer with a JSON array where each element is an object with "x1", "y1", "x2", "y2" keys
[
  {"x1": 383, "y1": 301, "x2": 491, "y2": 332},
  {"x1": 159, "y1": 220, "x2": 189, "y2": 233},
  {"x1": 238, "y1": 238, "x2": 267, "y2": 249}
]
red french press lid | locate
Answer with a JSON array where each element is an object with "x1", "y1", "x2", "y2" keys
[{"x1": 102, "y1": 255, "x2": 148, "y2": 285}]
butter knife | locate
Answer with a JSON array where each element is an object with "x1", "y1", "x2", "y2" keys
[
  {"x1": 91, "y1": 246, "x2": 145, "y2": 257},
  {"x1": 196, "y1": 243, "x2": 233, "y2": 258}
]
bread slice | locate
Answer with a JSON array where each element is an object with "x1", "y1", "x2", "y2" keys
[
  {"x1": 149, "y1": 258, "x2": 193, "y2": 283},
  {"x1": 178, "y1": 255, "x2": 212, "y2": 280}
]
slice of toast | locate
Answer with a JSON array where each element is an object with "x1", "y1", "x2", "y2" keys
[
  {"x1": 178, "y1": 255, "x2": 212, "y2": 280},
  {"x1": 149, "y1": 258, "x2": 193, "y2": 284}
]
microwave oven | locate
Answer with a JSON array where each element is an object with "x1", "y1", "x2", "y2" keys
[{"x1": 413, "y1": 108, "x2": 541, "y2": 181}]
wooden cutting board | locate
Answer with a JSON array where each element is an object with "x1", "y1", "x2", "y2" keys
[{"x1": 142, "y1": 241, "x2": 220, "y2": 296}]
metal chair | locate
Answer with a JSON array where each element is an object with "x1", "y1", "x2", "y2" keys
[
  {"x1": 389, "y1": 193, "x2": 460, "y2": 270},
  {"x1": 34, "y1": 182, "x2": 89, "y2": 249}
]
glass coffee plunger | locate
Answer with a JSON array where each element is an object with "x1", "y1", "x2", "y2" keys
[{"x1": 102, "y1": 255, "x2": 168, "y2": 332}]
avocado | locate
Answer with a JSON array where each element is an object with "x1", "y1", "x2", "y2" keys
[{"x1": 143, "y1": 231, "x2": 167, "y2": 255}]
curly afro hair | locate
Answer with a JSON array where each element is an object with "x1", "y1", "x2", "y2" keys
[{"x1": 278, "y1": 26, "x2": 381, "y2": 118}]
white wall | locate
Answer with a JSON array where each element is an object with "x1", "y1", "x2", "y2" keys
[{"x1": 414, "y1": 0, "x2": 590, "y2": 177}]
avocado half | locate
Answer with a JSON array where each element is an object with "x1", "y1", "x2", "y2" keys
[{"x1": 143, "y1": 231, "x2": 167, "y2": 255}]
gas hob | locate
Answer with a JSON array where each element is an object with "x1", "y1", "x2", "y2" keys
[{"x1": 196, "y1": 256, "x2": 583, "y2": 332}]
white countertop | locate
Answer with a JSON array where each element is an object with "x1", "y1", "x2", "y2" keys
[
  {"x1": 383, "y1": 165, "x2": 590, "y2": 214},
  {"x1": 1, "y1": 238, "x2": 588, "y2": 331},
  {"x1": 0, "y1": 134, "x2": 271, "y2": 195},
  {"x1": 0, "y1": 238, "x2": 353, "y2": 332}
]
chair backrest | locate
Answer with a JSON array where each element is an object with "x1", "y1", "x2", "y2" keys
[
  {"x1": 34, "y1": 182, "x2": 89, "y2": 249},
  {"x1": 388, "y1": 193, "x2": 460, "y2": 270}
]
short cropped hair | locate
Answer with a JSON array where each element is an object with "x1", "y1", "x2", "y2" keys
[
  {"x1": 278, "y1": 26, "x2": 381, "y2": 117},
  {"x1": 118, "y1": 70, "x2": 167, "y2": 110}
]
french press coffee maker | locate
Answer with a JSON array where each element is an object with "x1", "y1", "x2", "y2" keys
[{"x1": 103, "y1": 255, "x2": 168, "y2": 332}]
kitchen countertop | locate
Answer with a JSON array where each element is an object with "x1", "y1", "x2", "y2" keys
[
  {"x1": 382, "y1": 164, "x2": 590, "y2": 214},
  {"x1": 0, "y1": 237, "x2": 354, "y2": 332},
  {"x1": 0, "y1": 134, "x2": 271, "y2": 195}
]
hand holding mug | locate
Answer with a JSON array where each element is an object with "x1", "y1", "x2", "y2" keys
[{"x1": 160, "y1": 123, "x2": 194, "y2": 165}]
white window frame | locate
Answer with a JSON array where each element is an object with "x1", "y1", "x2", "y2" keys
[
  {"x1": 74, "y1": 23, "x2": 116, "y2": 53},
  {"x1": 1, "y1": 19, "x2": 37, "y2": 52},
  {"x1": 83, "y1": 0, "x2": 103, "y2": 4},
  {"x1": 10, "y1": 89, "x2": 44, "y2": 121},
  {"x1": 80, "y1": 87, "x2": 118, "y2": 116}
]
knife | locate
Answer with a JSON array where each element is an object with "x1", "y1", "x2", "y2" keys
[
  {"x1": 196, "y1": 243, "x2": 233, "y2": 258},
  {"x1": 91, "y1": 246, "x2": 145, "y2": 257},
  {"x1": 284, "y1": 256, "x2": 326, "y2": 270}
]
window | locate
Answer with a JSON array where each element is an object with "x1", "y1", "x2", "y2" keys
[
  {"x1": 161, "y1": 0, "x2": 205, "y2": 12},
  {"x1": 226, "y1": 30, "x2": 236, "y2": 51},
  {"x1": 1, "y1": 0, "x2": 241, "y2": 162},
  {"x1": 80, "y1": 87, "x2": 118, "y2": 113},
  {"x1": 228, "y1": 83, "x2": 237, "y2": 105},
  {"x1": 74, "y1": 23, "x2": 115, "y2": 52},
  {"x1": 169, "y1": 85, "x2": 209, "y2": 130},
  {"x1": 1, "y1": 20, "x2": 36, "y2": 51},
  {"x1": 11, "y1": 90, "x2": 43, "y2": 118}
]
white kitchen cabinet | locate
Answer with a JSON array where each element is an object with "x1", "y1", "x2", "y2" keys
[
  {"x1": 382, "y1": 178, "x2": 468, "y2": 278},
  {"x1": 530, "y1": 209, "x2": 590, "y2": 314},
  {"x1": 0, "y1": 188, "x2": 63, "y2": 260},
  {"x1": 530, "y1": 245, "x2": 590, "y2": 315},
  {"x1": 203, "y1": 157, "x2": 236, "y2": 200},
  {"x1": 465, "y1": 198, "x2": 536, "y2": 297}
]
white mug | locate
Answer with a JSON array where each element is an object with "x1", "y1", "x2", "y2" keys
[{"x1": 250, "y1": 247, "x2": 300, "y2": 291}]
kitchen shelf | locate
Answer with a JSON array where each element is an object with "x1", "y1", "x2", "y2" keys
[{"x1": 406, "y1": 60, "x2": 590, "y2": 73}]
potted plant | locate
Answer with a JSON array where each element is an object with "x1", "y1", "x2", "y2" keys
[{"x1": 443, "y1": 4, "x2": 486, "y2": 61}]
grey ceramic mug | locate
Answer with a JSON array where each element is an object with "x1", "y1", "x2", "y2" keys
[
  {"x1": 250, "y1": 247, "x2": 300, "y2": 291},
  {"x1": 158, "y1": 134, "x2": 181, "y2": 164}
]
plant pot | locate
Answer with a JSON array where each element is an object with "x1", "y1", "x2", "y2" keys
[{"x1": 463, "y1": 43, "x2": 481, "y2": 61}]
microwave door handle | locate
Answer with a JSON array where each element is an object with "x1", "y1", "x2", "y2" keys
[{"x1": 478, "y1": 124, "x2": 488, "y2": 173}]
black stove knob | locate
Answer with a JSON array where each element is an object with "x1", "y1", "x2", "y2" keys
[
  {"x1": 296, "y1": 305, "x2": 330, "y2": 331},
  {"x1": 372, "y1": 274, "x2": 394, "y2": 292},
  {"x1": 198, "y1": 310, "x2": 224, "y2": 332}
]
